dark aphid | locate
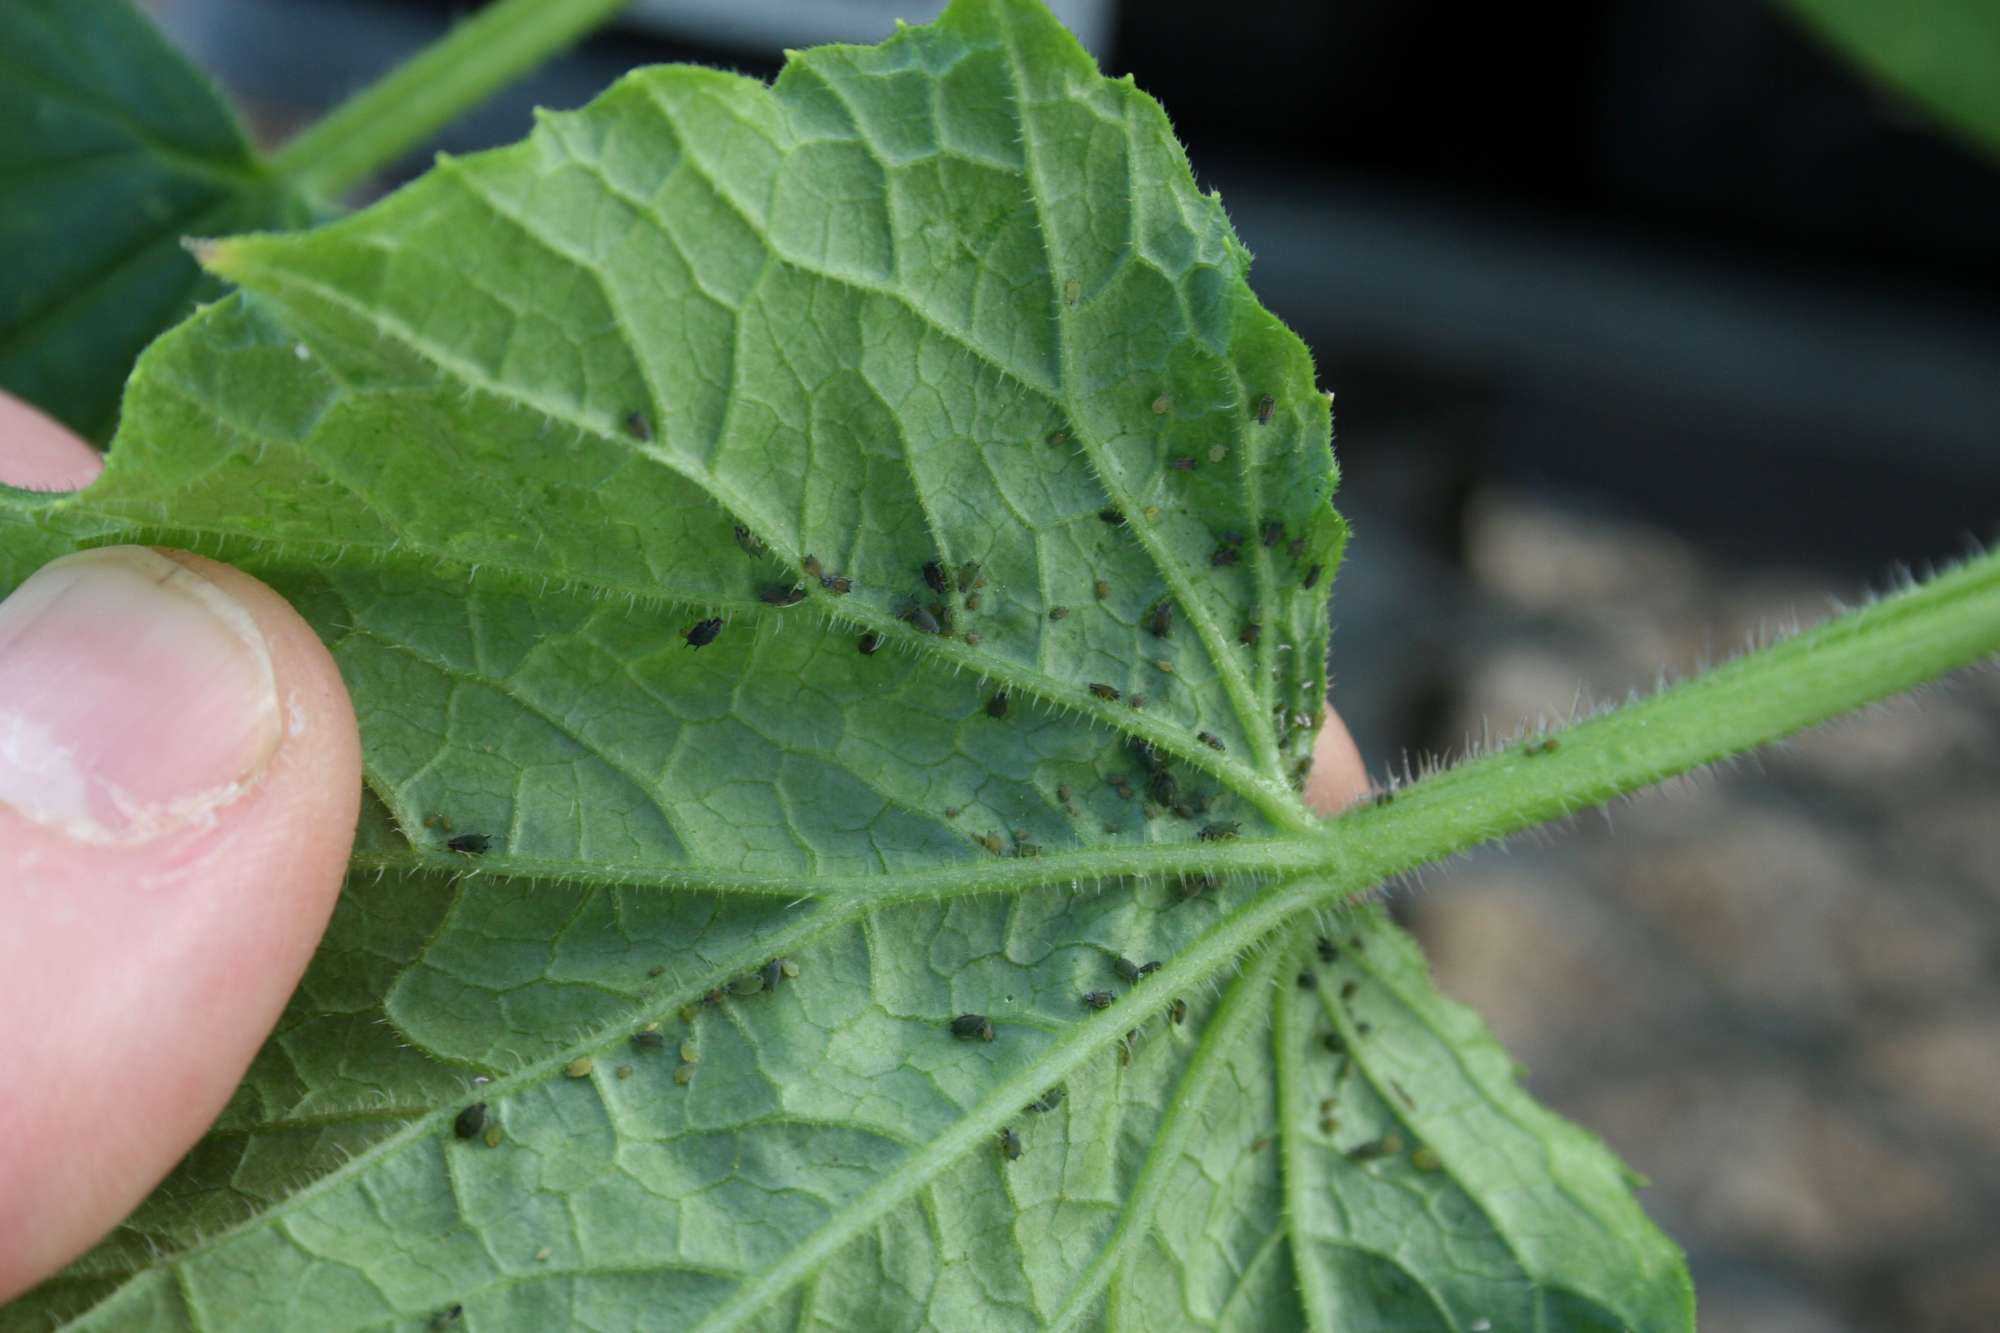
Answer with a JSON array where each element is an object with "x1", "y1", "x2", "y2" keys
[
  {"x1": 821, "y1": 574, "x2": 852, "y2": 595},
  {"x1": 944, "y1": 806, "x2": 960, "y2": 819},
  {"x1": 1094, "y1": 579, "x2": 1111, "y2": 600},
  {"x1": 1025, "y1": 1086, "x2": 1065, "y2": 1114},
  {"x1": 647, "y1": 964, "x2": 666, "y2": 978},
  {"x1": 1113, "y1": 956, "x2": 1143, "y2": 983},
  {"x1": 1109, "y1": 776, "x2": 1134, "y2": 800},
  {"x1": 631, "y1": 1029, "x2": 667, "y2": 1051},
  {"x1": 728, "y1": 970, "x2": 766, "y2": 997},
  {"x1": 986, "y1": 691, "x2": 1010, "y2": 719},
  {"x1": 1372, "y1": 790, "x2": 1395, "y2": 807},
  {"x1": 998, "y1": 1126, "x2": 1023, "y2": 1162},
  {"x1": 1089, "y1": 682, "x2": 1121, "y2": 702},
  {"x1": 1340, "y1": 980, "x2": 1358, "y2": 1001},
  {"x1": 964, "y1": 592, "x2": 982, "y2": 612},
  {"x1": 1316, "y1": 937, "x2": 1339, "y2": 963},
  {"x1": 1297, "y1": 971, "x2": 1317, "y2": 991},
  {"x1": 1254, "y1": 393, "x2": 1275, "y2": 425},
  {"x1": 760, "y1": 958, "x2": 785, "y2": 991},
  {"x1": 685, "y1": 617, "x2": 724, "y2": 649},
  {"x1": 903, "y1": 603, "x2": 942, "y2": 635},
  {"x1": 931, "y1": 601, "x2": 955, "y2": 633},
  {"x1": 1057, "y1": 784, "x2": 1072, "y2": 803},
  {"x1": 964, "y1": 632, "x2": 983, "y2": 647},
  {"x1": 1197, "y1": 731, "x2": 1225, "y2": 752},
  {"x1": 802, "y1": 554, "x2": 824, "y2": 579},
  {"x1": 1099, "y1": 507, "x2": 1125, "y2": 525},
  {"x1": 1047, "y1": 429, "x2": 1068, "y2": 446},
  {"x1": 1118, "y1": 1029, "x2": 1138, "y2": 1065},
  {"x1": 858, "y1": 631, "x2": 882, "y2": 655},
  {"x1": 956, "y1": 561, "x2": 983, "y2": 593},
  {"x1": 447, "y1": 833, "x2": 492, "y2": 856},
  {"x1": 1346, "y1": 1138, "x2": 1393, "y2": 1163},
  {"x1": 1391, "y1": 1078, "x2": 1416, "y2": 1108},
  {"x1": 1129, "y1": 737, "x2": 1167, "y2": 772},
  {"x1": 1169, "y1": 455, "x2": 1196, "y2": 472},
  {"x1": 429, "y1": 1305, "x2": 465, "y2": 1331},
  {"x1": 1321, "y1": 1033, "x2": 1344, "y2": 1055},
  {"x1": 950, "y1": 1013, "x2": 995, "y2": 1042},
  {"x1": 1355, "y1": 1021, "x2": 1374, "y2": 1036},
  {"x1": 1210, "y1": 545, "x2": 1240, "y2": 568},
  {"x1": 1081, "y1": 990, "x2": 1115, "y2": 1010},
  {"x1": 1261, "y1": 520, "x2": 1284, "y2": 548},
  {"x1": 1128, "y1": 694, "x2": 1147, "y2": 710},
  {"x1": 1136, "y1": 960, "x2": 1162, "y2": 978},
  {"x1": 1147, "y1": 601, "x2": 1174, "y2": 638},
  {"x1": 922, "y1": 560, "x2": 949, "y2": 594},
  {"x1": 623, "y1": 410, "x2": 652, "y2": 442},
  {"x1": 760, "y1": 584, "x2": 806, "y2": 606},
  {"x1": 1146, "y1": 769, "x2": 1178, "y2": 807},
  {"x1": 732, "y1": 524, "x2": 766, "y2": 558},
  {"x1": 1301, "y1": 563, "x2": 1323, "y2": 590},
  {"x1": 1013, "y1": 837, "x2": 1040, "y2": 859},
  {"x1": 976, "y1": 832, "x2": 1005, "y2": 855},
  {"x1": 1048, "y1": 606, "x2": 1069, "y2": 621},
  {"x1": 1198, "y1": 820, "x2": 1241, "y2": 842},
  {"x1": 453, "y1": 1103, "x2": 488, "y2": 1140},
  {"x1": 1239, "y1": 621, "x2": 1261, "y2": 647},
  {"x1": 1169, "y1": 997, "x2": 1187, "y2": 1025}
]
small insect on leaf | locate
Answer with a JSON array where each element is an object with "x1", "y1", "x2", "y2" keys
[
  {"x1": 728, "y1": 970, "x2": 766, "y2": 997},
  {"x1": 1113, "y1": 956, "x2": 1143, "y2": 983},
  {"x1": 1254, "y1": 392, "x2": 1275, "y2": 425},
  {"x1": 950, "y1": 1013, "x2": 995, "y2": 1042},
  {"x1": 631, "y1": 1030, "x2": 666, "y2": 1051},
  {"x1": 685, "y1": 617, "x2": 724, "y2": 649},
  {"x1": 674, "y1": 1064, "x2": 695, "y2": 1085},
  {"x1": 452, "y1": 1103, "x2": 487, "y2": 1140},
  {"x1": 1261, "y1": 520, "x2": 1284, "y2": 548},
  {"x1": 998, "y1": 1126, "x2": 1023, "y2": 1161},
  {"x1": 1048, "y1": 605, "x2": 1069, "y2": 621},
  {"x1": 964, "y1": 592, "x2": 982, "y2": 611},
  {"x1": 1063, "y1": 277, "x2": 1080, "y2": 305},
  {"x1": 1046, "y1": 429, "x2": 1068, "y2": 447},
  {"x1": 1301, "y1": 563, "x2": 1323, "y2": 590},
  {"x1": 1197, "y1": 730, "x2": 1225, "y2": 752},
  {"x1": 1025, "y1": 1085, "x2": 1065, "y2": 1114},
  {"x1": 1152, "y1": 393, "x2": 1171, "y2": 415},
  {"x1": 1412, "y1": 1146, "x2": 1443, "y2": 1172},
  {"x1": 1136, "y1": 960, "x2": 1161, "y2": 978},
  {"x1": 1081, "y1": 990, "x2": 1115, "y2": 1010},
  {"x1": 820, "y1": 573, "x2": 852, "y2": 595},
  {"x1": 1297, "y1": 970, "x2": 1317, "y2": 990},
  {"x1": 446, "y1": 833, "x2": 491, "y2": 855},
  {"x1": 759, "y1": 958, "x2": 785, "y2": 991},
  {"x1": 857, "y1": 631, "x2": 882, "y2": 655},
  {"x1": 903, "y1": 603, "x2": 942, "y2": 635},
  {"x1": 732, "y1": 524, "x2": 765, "y2": 558},
  {"x1": 679, "y1": 1041, "x2": 700, "y2": 1064},
  {"x1": 622, "y1": 410, "x2": 651, "y2": 441},
  {"x1": 1169, "y1": 997, "x2": 1187, "y2": 1025},
  {"x1": 1088, "y1": 682, "x2": 1121, "y2": 701},
  {"x1": 1210, "y1": 545, "x2": 1240, "y2": 568},
  {"x1": 1094, "y1": 579, "x2": 1111, "y2": 600},
  {"x1": 985, "y1": 691, "x2": 1009, "y2": 719},
  {"x1": 1198, "y1": 820, "x2": 1241, "y2": 842},
  {"x1": 922, "y1": 560, "x2": 949, "y2": 594},
  {"x1": 564, "y1": 1057, "x2": 593, "y2": 1078},
  {"x1": 1147, "y1": 601, "x2": 1174, "y2": 638},
  {"x1": 1239, "y1": 621, "x2": 1260, "y2": 647},
  {"x1": 956, "y1": 560, "x2": 983, "y2": 593},
  {"x1": 429, "y1": 1303, "x2": 464, "y2": 1331},
  {"x1": 482, "y1": 1124, "x2": 503, "y2": 1149},
  {"x1": 1169, "y1": 455, "x2": 1196, "y2": 472},
  {"x1": 1316, "y1": 937, "x2": 1339, "y2": 963},
  {"x1": 802, "y1": 554, "x2": 823, "y2": 579},
  {"x1": 760, "y1": 584, "x2": 806, "y2": 606},
  {"x1": 1098, "y1": 507, "x2": 1125, "y2": 525}
]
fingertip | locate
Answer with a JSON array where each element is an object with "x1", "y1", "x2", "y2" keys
[
  {"x1": 1305, "y1": 708, "x2": 1369, "y2": 815},
  {"x1": 0, "y1": 391, "x2": 104, "y2": 492},
  {"x1": 0, "y1": 548, "x2": 359, "y2": 1300}
]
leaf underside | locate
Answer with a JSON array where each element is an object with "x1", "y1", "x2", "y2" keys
[
  {"x1": 0, "y1": 0, "x2": 308, "y2": 444},
  {"x1": 1, "y1": 1, "x2": 1691, "y2": 1328}
]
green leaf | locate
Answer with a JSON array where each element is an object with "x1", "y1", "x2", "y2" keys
[
  {"x1": 1, "y1": 1, "x2": 1697, "y2": 1326},
  {"x1": 0, "y1": 0, "x2": 308, "y2": 443},
  {"x1": 1774, "y1": 0, "x2": 2000, "y2": 160}
]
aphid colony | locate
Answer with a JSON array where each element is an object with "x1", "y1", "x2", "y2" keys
[{"x1": 1296, "y1": 936, "x2": 1444, "y2": 1175}]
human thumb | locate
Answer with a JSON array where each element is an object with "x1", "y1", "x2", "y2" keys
[{"x1": 0, "y1": 542, "x2": 360, "y2": 1301}]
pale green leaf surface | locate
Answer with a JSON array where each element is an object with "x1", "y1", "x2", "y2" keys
[
  {"x1": 0, "y1": 0, "x2": 309, "y2": 443},
  {"x1": 0, "y1": 2, "x2": 1689, "y2": 1327}
]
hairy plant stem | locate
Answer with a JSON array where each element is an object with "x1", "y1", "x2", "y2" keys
[{"x1": 268, "y1": 0, "x2": 632, "y2": 202}]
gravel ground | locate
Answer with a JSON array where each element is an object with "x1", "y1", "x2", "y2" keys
[{"x1": 1379, "y1": 491, "x2": 2000, "y2": 1332}]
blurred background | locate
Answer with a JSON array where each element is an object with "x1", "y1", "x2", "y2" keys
[{"x1": 138, "y1": 2, "x2": 2000, "y2": 1327}]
